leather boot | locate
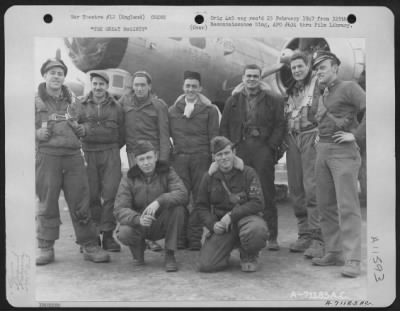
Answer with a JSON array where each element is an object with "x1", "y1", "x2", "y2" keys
[
  {"x1": 82, "y1": 241, "x2": 110, "y2": 263},
  {"x1": 312, "y1": 252, "x2": 344, "y2": 266},
  {"x1": 289, "y1": 236, "x2": 312, "y2": 252},
  {"x1": 129, "y1": 239, "x2": 145, "y2": 266},
  {"x1": 164, "y1": 250, "x2": 178, "y2": 272},
  {"x1": 304, "y1": 240, "x2": 325, "y2": 259},
  {"x1": 342, "y1": 260, "x2": 361, "y2": 278},
  {"x1": 102, "y1": 231, "x2": 121, "y2": 252},
  {"x1": 146, "y1": 240, "x2": 163, "y2": 252},
  {"x1": 36, "y1": 239, "x2": 55, "y2": 266}
]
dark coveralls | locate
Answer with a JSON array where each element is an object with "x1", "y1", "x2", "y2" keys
[
  {"x1": 220, "y1": 88, "x2": 285, "y2": 241},
  {"x1": 114, "y1": 161, "x2": 188, "y2": 251},
  {"x1": 196, "y1": 163, "x2": 268, "y2": 272},
  {"x1": 77, "y1": 92, "x2": 124, "y2": 233},
  {"x1": 168, "y1": 95, "x2": 219, "y2": 247},
  {"x1": 35, "y1": 83, "x2": 97, "y2": 245}
]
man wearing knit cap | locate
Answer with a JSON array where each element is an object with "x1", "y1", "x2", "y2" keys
[
  {"x1": 309, "y1": 50, "x2": 366, "y2": 278},
  {"x1": 118, "y1": 70, "x2": 170, "y2": 251},
  {"x1": 220, "y1": 64, "x2": 286, "y2": 251},
  {"x1": 114, "y1": 140, "x2": 188, "y2": 272},
  {"x1": 169, "y1": 70, "x2": 220, "y2": 250},
  {"x1": 76, "y1": 70, "x2": 124, "y2": 252},
  {"x1": 35, "y1": 56, "x2": 110, "y2": 265},
  {"x1": 195, "y1": 136, "x2": 268, "y2": 272}
]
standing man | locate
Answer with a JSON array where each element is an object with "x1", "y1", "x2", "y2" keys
[
  {"x1": 310, "y1": 51, "x2": 366, "y2": 278},
  {"x1": 35, "y1": 57, "x2": 110, "y2": 265},
  {"x1": 77, "y1": 71, "x2": 124, "y2": 252},
  {"x1": 285, "y1": 51, "x2": 324, "y2": 258},
  {"x1": 220, "y1": 64, "x2": 285, "y2": 250},
  {"x1": 169, "y1": 71, "x2": 220, "y2": 250},
  {"x1": 196, "y1": 136, "x2": 268, "y2": 272},
  {"x1": 114, "y1": 141, "x2": 188, "y2": 272},
  {"x1": 118, "y1": 70, "x2": 170, "y2": 251}
]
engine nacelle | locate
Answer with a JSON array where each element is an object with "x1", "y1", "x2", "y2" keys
[{"x1": 277, "y1": 38, "x2": 365, "y2": 93}]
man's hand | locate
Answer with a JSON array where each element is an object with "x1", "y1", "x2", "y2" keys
[
  {"x1": 140, "y1": 214, "x2": 156, "y2": 227},
  {"x1": 219, "y1": 213, "x2": 232, "y2": 231},
  {"x1": 332, "y1": 131, "x2": 355, "y2": 144},
  {"x1": 36, "y1": 128, "x2": 50, "y2": 141},
  {"x1": 213, "y1": 222, "x2": 226, "y2": 235},
  {"x1": 75, "y1": 124, "x2": 86, "y2": 137},
  {"x1": 142, "y1": 201, "x2": 160, "y2": 217}
]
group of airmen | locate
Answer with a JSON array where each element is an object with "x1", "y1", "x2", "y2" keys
[{"x1": 35, "y1": 49, "x2": 365, "y2": 278}]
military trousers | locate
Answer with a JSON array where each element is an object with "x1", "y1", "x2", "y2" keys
[
  {"x1": 236, "y1": 137, "x2": 278, "y2": 240},
  {"x1": 36, "y1": 152, "x2": 98, "y2": 245},
  {"x1": 84, "y1": 148, "x2": 122, "y2": 233},
  {"x1": 286, "y1": 129, "x2": 321, "y2": 240},
  {"x1": 172, "y1": 152, "x2": 211, "y2": 246},
  {"x1": 117, "y1": 205, "x2": 185, "y2": 251},
  {"x1": 198, "y1": 215, "x2": 268, "y2": 272},
  {"x1": 315, "y1": 141, "x2": 362, "y2": 261}
]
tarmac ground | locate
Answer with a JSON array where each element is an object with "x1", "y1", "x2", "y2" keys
[{"x1": 35, "y1": 193, "x2": 367, "y2": 306}]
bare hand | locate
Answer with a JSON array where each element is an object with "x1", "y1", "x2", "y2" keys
[
  {"x1": 213, "y1": 222, "x2": 226, "y2": 235},
  {"x1": 219, "y1": 213, "x2": 232, "y2": 231},
  {"x1": 332, "y1": 131, "x2": 355, "y2": 144},
  {"x1": 142, "y1": 201, "x2": 160, "y2": 217},
  {"x1": 140, "y1": 214, "x2": 156, "y2": 227},
  {"x1": 75, "y1": 124, "x2": 86, "y2": 137},
  {"x1": 36, "y1": 128, "x2": 50, "y2": 141}
]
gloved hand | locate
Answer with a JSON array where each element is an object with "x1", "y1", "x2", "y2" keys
[
  {"x1": 36, "y1": 128, "x2": 50, "y2": 141},
  {"x1": 74, "y1": 124, "x2": 86, "y2": 137},
  {"x1": 219, "y1": 213, "x2": 232, "y2": 231},
  {"x1": 213, "y1": 221, "x2": 226, "y2": 235}
]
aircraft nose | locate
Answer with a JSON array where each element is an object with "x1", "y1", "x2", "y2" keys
[{"x1": 64, "y1": 38, "x2": 129, "y2": 72}]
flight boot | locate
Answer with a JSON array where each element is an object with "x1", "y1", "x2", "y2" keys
[
  {"x1": 129, "y1": 239, "x2": 145, "y2": 266},
  {"x1": 240, "y1": 250, "x2": 259, "y2": 272},
  {"x1": 36, "y1": 239, "x2": 55, "y2": 266},
  {"x1": 82, "y1": 241, "x2": 110, "y2": 263},
  {"x1": 304, "y1": 240, "x2": 325, "y2": 259},
  {"x1": 341, "y1": 260, "x2": 361, "y2": 278},
  {"x1": 102, "y1": 231, "x2": 121, "y2": 252},
  {"x1": 289, "y1": 235, "x2": 312, "y2": 252},
  {"x1": 164, "y1": 249, "x2": 178, "y2": 272},
  {"x1": 311, "y1": 252, "x2": 344, "y2": 266}
]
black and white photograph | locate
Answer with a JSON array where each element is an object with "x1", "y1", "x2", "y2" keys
[{"x1": 5, "y1": 6, "x2": 395, "y2": 308}]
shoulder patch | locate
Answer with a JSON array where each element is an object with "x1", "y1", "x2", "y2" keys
[{"x1": 248, "y1": 177, "x2": 262, "y2": 197}]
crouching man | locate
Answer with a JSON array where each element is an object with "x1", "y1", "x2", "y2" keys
[
  {"x1": 114, "y1": 141, "x2": 188, "y2": 272},
  {"x1": 196, "y1": 136, "x2": 268, "y2": 272}
]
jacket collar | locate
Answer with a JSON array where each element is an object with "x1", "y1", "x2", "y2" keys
[
  {"x1": 38, "y1": 82, "x2": 72, "y2": 104},
  {"x1": 208, "y1": 156, "x2": 244, "y2": 176},
  {"x1": 83, "y1": 91, "x2": 115, "y2": 106},
  {"x1": 127, "y1": 160, "x2": 170, "y2": 180}
]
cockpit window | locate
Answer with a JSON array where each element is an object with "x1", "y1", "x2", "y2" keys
[
  {"x1": 189, "y1": 38, "x2": 206, "y2": 49},
  {"x1": 113, "y1": 75, "x2": 124, "y2": 88}
]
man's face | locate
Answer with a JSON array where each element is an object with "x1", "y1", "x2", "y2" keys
[
  {"x1": 91, "y1": 77, "x2": 108, "y2": 100},
  {"x1": 44, "y1": 67, "x2": 65, "y2": 90},
  {"x1": 290, "y1": 59, "x2": 310, "y2": 81},
  {"x1": 183, "y1": 79, "x2": 202, "y2": 101},
  {"x1": 316, "y1": 59, "x2": 337, "y2": 85},
  {"x1": 214, "y1": 145, "x2": 235, "y2": 173},
  {"x1": 133, "y1": 76, "x2": 151, "y2": 99},
  {"x1": 242, "y1": 68, "x2": 261, "y2": 90},
  {"x1": 136, "y1": 150, "x2": 157, "y2": 175}
]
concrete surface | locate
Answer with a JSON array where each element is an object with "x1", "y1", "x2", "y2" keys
[{"x1": 35, "y1": 195, "x2": 367, "y2": 305}]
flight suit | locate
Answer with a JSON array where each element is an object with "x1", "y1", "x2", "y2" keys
[
  {"x1": 77, "y1": 92, "x2": 124, "y2": 234},
  {"x1": 196, "y1": 160, "x2": 268, "y2": 272},
  {"x1": 35, "y1": 83, "x2": 98, "y2": 246},
  {"x1": 169, "y1": 94, "x2": 219, "y2": 248},
  {"x1": 220, "y1": 86, "x2": 285, "y2": 243},
  {"x1": 310, "y1": 79, "x2": 366, "y2": 262}
]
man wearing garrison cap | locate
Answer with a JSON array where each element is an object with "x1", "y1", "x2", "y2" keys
[
  {"x1": 168, "y1": 70, "x2": 220, "y2": 250},
  {"x1": 309, "y1": 50, "x2": 366, "y2": 278},
  {"x1": 220, "y1": 64, "x2": 286, "y2": 251},
  {"x1": 195, "y1": 136, "x2": 268, "y2": 272},
  {"x1": 114, "y1": 141, "x2": 188, "y2": 272},
  {"x1": 75, "y1": 70, "x2": 125, "y2": 252},
  {"x1": 118, "y1": 70, "x2": 170, "y2": 251},
  {"x1": 35, "y1": 56, "x2": 110, "y2": 265}
]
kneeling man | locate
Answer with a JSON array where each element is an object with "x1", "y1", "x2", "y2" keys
[
  {"x1": 114, "y1": 141, "x2": 188, "y2": 272},
  {"x1": 196, "y1": 136, "x2": 268, "y2": 272}
]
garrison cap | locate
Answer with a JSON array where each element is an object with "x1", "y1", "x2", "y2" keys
[
  {"x1": 40, "y1": 58, "x2": 68, "y2": 76},
  {"x1": 312, "y1": 51, "x2": 341, "y2": 69},
  {"x1": 211, "y1": 136, "x2": 233, "y2": 154},
  {"x1": 184, "y1": 70, "x2": 201, "y2": 83},
  {"x1": 134, "y1": 140, "x2": 156, "y2": 157},
  {"x1": 90, "y1": 71, "x2": 110, "y2": 84},
  {"x1": 133, "y1": 71, "x2": 152, "y2": 84}
]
